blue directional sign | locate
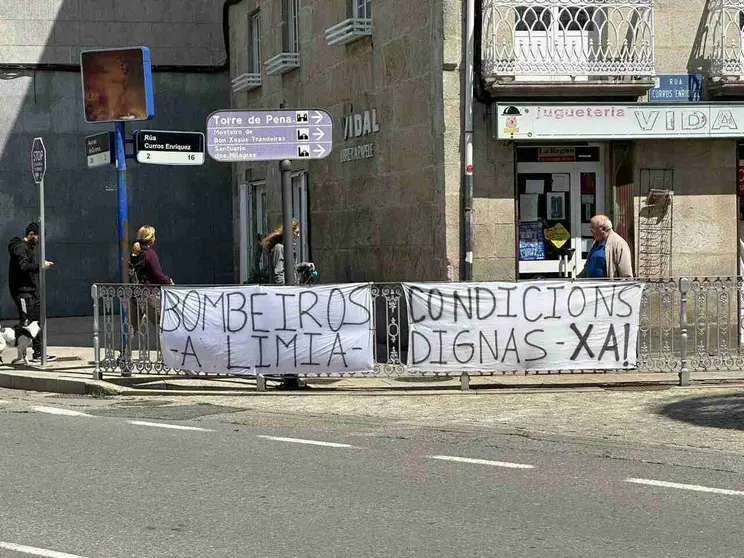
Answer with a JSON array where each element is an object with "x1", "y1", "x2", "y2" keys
[
  {"x1": 649, "y1": 74, "x2": 703, "y2": 103},
  {"x1": 206, "y1": 109, "x2": 333, "y2": 162}
]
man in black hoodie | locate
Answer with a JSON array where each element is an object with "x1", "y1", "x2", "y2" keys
[{"x1": 8, "y1": 223, "x2": 56, "y2": 363}]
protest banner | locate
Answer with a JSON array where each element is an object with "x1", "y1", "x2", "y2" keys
[
  {"x1": 160, "y1": 284, "x2": 374, "y2": 375},
  {"x1": 403, "y1": 281, "x2": 645, "y2": 372}
]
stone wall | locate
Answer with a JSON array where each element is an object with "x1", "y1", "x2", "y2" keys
[{"x1": 229, "y1": 0, "x2": 448, "y2": 282}]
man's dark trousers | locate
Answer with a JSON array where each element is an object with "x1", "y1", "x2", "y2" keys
[{"x1": 13, "y1": 294, "x2": 41, "y2": 358}]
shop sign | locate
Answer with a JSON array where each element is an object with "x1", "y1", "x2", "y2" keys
[
  {"x1": 538, "y1": 147, "x2": 575, "y2": 162},
  {"x1": 341, "y1": 108, "x2": 380, "y2": 164},
  {"x1": 495, "y1": 103, "x2": 744, "y2": 140}
]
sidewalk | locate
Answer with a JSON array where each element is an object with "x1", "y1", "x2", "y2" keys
[{"x1": 2, "y1": 317, "x2": 744, "y2": 396}]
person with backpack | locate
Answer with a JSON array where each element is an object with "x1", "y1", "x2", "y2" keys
[
  {"x1": 260, "y1": 219, "x2": 314, "y2": 285},
  {"x1": 128, "y1": 226, "x2": 173, "y2": 332}
]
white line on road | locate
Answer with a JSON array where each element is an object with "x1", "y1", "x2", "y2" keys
[
  {"x1": 257, "y1": 435, "x2": 356, "y2": 448},
  {"x1": 127, "y1": 420, "x2": 213, "y2": 432},
  {"x1": 428, "y1": 455, "x2": 536, "y2": 469},
  {"x1": 32, "y1": 406, "x2": 92, "y2": 418},
  {"x1": 626, "y1": 478, "x2": 744, "y2": 496},
  {"x1": 0, "y1": 541, "x2": 89, "y2": 558}
]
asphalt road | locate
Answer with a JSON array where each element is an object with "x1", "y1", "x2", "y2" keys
[{"x1": 1, "y1": 392, "x2": 744, "y2": 558}]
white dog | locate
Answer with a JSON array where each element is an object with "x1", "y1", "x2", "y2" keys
[{"x1": 0, "y1": 321, "x2": 41, "y2": 364}]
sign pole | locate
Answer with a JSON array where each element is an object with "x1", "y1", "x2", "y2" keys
[
  {"x1": 280, "y1": 159, "x2": 295, "y2": 286},
  {"x1": 39, "y1": 173, "x2": 47, "y2": 366},
  {"x1": 31, "y1": 138, "x2": 47, "y2": 365},
  {"x1": 114, "y1": 121, "x2": 129, "y2": 283}
]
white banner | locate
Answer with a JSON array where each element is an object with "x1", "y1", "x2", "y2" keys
[
  {"x1": 160, "y1": 285, "x2": 374, "y2": 375},
  {"x1": 404, "y1": 282, "x2": 645, "y2": 372},
  {"x1": 496, "y1": 103, "x2": 744, "y2": 140}
]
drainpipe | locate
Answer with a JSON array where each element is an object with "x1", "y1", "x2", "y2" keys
[{"x1": 463, "y1": 0, "x2": 475, "y2": 281}]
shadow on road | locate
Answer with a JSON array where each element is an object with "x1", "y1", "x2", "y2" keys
[{"x1": 657, "y1": 392, "x2": 744, "y2": 431}]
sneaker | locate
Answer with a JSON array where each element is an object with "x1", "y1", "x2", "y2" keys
[{"x1": 31, "y1": 355, "x2": 57, "y2": 363}]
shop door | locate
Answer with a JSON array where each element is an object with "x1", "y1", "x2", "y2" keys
[{"x1": 517, "y1": 160, "x2": 604, "y2": 279}]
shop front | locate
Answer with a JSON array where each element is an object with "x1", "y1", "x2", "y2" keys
[{"x1": 495, "y1": 102, "x2": 744, "y2": 280}]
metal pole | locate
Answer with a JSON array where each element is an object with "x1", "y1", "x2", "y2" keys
[
  {"x1": 114, "y1": 122, "x2": 131, "y2": 377},
  {"x1": 114, "y1": 121, "x2": 129, "y2": 283},
  {"x1": 92, "y1": 284, "x2": 101, "y2": 381},
  {"x1": 39, "y1": 176, "x2": 47, "y2": 366},
  {"x1": 679, "y1": 277, "x2": 690, "y2": 386},
  {"x1": 280, "y1": 159, "x2": 295, "y2": 286},
  {"x1": 463, "y1": 0, "x2": 475, "y2": 281}
]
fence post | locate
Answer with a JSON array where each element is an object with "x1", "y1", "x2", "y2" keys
[
  {"x1": 679, "y1": 277, "x2": 690, "y2": 386},
  {"x1": 91, "y1": 284, "x2": 101, "y2": 381},
  {"x1": 460, "y1": 372, "x2": 470, "y2": 391}
]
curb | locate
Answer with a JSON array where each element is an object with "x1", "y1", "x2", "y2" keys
[
  {"x1": 0, "y1": 372, "x2": 120, "y2": 397},
  {"x1": 3, "y1": 370, "x2": 744, "y2": 397}
]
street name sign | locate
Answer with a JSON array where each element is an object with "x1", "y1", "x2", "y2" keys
[
  {"x1": 135, "y1": 130, "x2": 205, "y2": 165},
  {"x1": 206, "y1": 109, "x2": 333, "y2": 162},
  {"x1": 31, "y1": 138, "x2": 46, "y2": 184},
  {"x1": 85, "y1": 132, "x2": 114, "y2": 168}
]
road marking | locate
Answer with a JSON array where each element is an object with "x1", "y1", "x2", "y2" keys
[
  {"x1": 626, "y1": 478, "x2": 744, "y2": 496},
  {"x1": 428, "y1": 455, "x2": 535, "y2": 469},
  {"x1": 127, "y1": 420, "x2": 213, "y2": 432},
  {"x1": 257, "y1": 435, "x2": 356, "y2": 448},
  {"x1": 32, "y1": 406, "x2": 92, "y2": 418},
  {"x1": 0, "y1": 541, "x2": 89, "y2": 558}
]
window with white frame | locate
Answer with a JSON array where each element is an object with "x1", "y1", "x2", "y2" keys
[
  {"x1": 239, "y1": 181, "x2": 269, "y2": 283},
  {"x1": 292, "y1": 172, "x2": 310, "y2": 264},
  {"x1": 249, "y1": 10, "x2": 261, "y2": 73},
  {"x1": 284, "y1": 0, "x2": 300, "y2": 53},
  {"x1": 355, "y1": 0, "x2": 371, "y2": 19}
]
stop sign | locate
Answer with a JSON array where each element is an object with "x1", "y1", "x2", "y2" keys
[{"x1": 31, "y1": 137, "x2": 46, "y2": 184}]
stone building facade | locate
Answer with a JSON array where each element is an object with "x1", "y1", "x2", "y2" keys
[
  {"x1": 0, "y1": 0, "x2": 232, "y2": 317},
  {"x1": 228, "y1": 0, "x2": 744, "y2": 284}
]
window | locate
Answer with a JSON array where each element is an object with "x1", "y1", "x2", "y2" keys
[
  {"x1": 292, "y1": 172, "x2": 310, "y2": 264},
  {"x1": 283, "y1": 0, "x2": 300, "y2": 53},
  {"x1": 249, "y1": 11, "x2": 261, "y2": 73},
  {"x1": 239, "y1": 181, "x2": 268, "y2": 283},
  {"x1": 355, "y1": 0, "x2": 371, "y2": 19}
]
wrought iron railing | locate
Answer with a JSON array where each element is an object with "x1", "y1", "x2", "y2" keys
[
  {"x1": 92, "y1": 278, "x2": 744, "y2": 386},
  {"x1": 481, "y1": 0, "x2": 655, "y2": 79},
  {"x1": 710, "y1": 0, "x2": 744, "y2": 78}
]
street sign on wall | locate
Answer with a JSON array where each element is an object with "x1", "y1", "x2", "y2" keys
[
  {"x1": 85, "y1": 132, "x2": 114, "y2": 168},
  {"x1": 649, "y1": 74, "x2": 703, "y2": 103},
  {"x1": 31, "y1": 138, "x2": 46, "y2": 184},
  {"x1": 206, "y1": 109, "x2": 333, "y2": 162},
  {"x1": 134, "y1": 130, "x2": 205, "y2": 165}
]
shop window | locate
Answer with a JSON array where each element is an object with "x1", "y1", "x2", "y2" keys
[{"x1": 249, "y1": 10, "x2": 261, "y2": 74}]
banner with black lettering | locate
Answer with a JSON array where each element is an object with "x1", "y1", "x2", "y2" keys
[
  {"x1": 404, "y1": 282, "x2": 645, "y2": 372},
  {"x1": 160, "y1": 285, "x2": 374, "y2": 375}
]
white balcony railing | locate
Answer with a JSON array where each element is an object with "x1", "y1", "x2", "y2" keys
[
  {"x1": 325, "y1": 17, "x2": 373, "y2": 46},
  {"x1": 482, "y1": 0, "x2": 655, "y2": 82},
  {"x1": 232, "y1": 72, "x2": 262, "y2": 92},
  {"x1": 710, "y1": 0, "x2": 744, "y2": 78},
  {"x1": 265, "y1": 52, "x2": 301, "y2": 76}
]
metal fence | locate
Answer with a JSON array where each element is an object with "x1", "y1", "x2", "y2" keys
[{"x1": 92, "y1": 278, "x2": 744, "y2": 387}]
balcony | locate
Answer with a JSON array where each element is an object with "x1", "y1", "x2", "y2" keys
[
  {"x1": 231, "y1": 72, "x2": 262, "y2": 93},
  {"x1": 482, "y1": 0, "x2": 655, "y2": 97},
  {"x1": 709, "y1": 0, "x2": 744, "y2": 95},
  {"x1": 265, "y1": 52, "x2": 301, "y2": 76},
  {"x1": 325, "y1": 17, "x2": 373, "y2": 46}
]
